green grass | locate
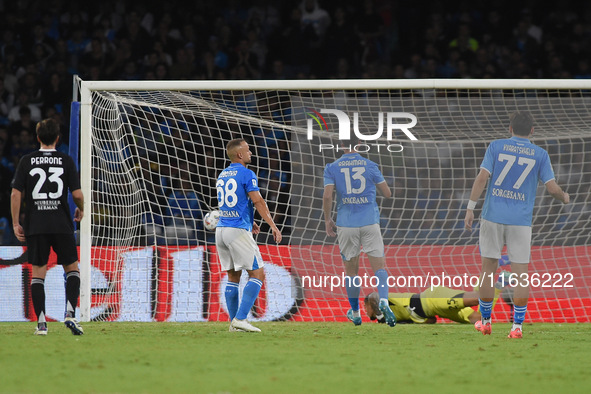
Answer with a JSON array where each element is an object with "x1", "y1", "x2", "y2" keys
[{"x1": 1, "y1": 322, "x2": 590, "y2": 393}]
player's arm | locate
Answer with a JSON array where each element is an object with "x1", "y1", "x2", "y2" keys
[
  {"x1": 376, "y1": 181, "x2": 392, "y2": 198},
  {"x1": 248, "y1": 190, "x2": 282, "y2": 243},
  {"x1": 545, "y1": 180, "x2": 569, "y2": 204},
  {"x1": 10, "y1": 188, "x2": 25, "y2": 242},
  {"x1": 322, "y1": 184, "x2": 337, "y2": 237},
  {"x1": 464, "y1": 168, "x2": 490, "y2": 230},
  {"x1": 72, "y1": 189, "x2": 84, "y2": 222}
]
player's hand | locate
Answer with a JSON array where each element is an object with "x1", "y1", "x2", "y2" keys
[
  {"x1": 325, "y1": 218, "x2": 337, "y2": 237},
  {"x1": 272, "y1": 226, "x2": 282, "y2": 244},
  {"x1": 13, "y1": 224, "x2": 25, "y2": 242},
  {"x1": 252, "y1": 222, "x2": 261, "y2": 235},
  {"x1": 464, "y1": 210, "x2": 474, "y2": 230},
  {"x1": 563, "y1": 192, "x2": 570, "y2": 204},
  {"x1": 74, "y1": 208, "x2": 84, "y2": 222}
]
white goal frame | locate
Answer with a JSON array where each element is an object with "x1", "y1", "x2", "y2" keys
[{"x1": 78, "y1": 78, "x2": 591, "y2": 321}]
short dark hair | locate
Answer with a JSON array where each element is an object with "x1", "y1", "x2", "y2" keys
[
  {"x1": 36, "y1": 118, "x2": 60, "y2": 145},
  {"x1": 510, "y1": 111, "x2": 533, "y2": 136},
  {"x1": 226, "y1": 138, "x2": 245, "y2": 159},
  {"x1": 226, "y1": 138, "x2": 245, "y2": 151}
]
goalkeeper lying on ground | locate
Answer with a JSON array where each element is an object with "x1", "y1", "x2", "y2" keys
[{"x1": 364, "y1": 277, "x2": 511, "y2": 324}]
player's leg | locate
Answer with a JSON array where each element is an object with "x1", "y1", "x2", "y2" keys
[
  {"x1": 28, "y1": 235, "x2": 50, "y2": 335},
  {"x1": 367, "y1": 253, "x2": 395, "y2": 327},
  {"x1": 54, "y1": 234, "x2": 83, "y2": 335},
  {"x1": 337, "y1": 226, "x2": 362, "y2": 325},
  {"x1": 227, "y1": 228, "x2": 264, "y2": 332},
  {"x1": 31, "y1": 265, "x2": 48, "y2": 335},
  {"x1": 225, "y1": 269, "x2": 241, "y2": 321},
  {"x1": 62, "y1": 261, "x2": 84, "y2": 335},
  {"x1": 216, "y1": 227, "x2": 240, "y2": 324},
  {"x1": 506, "y1": 225, "x2": 532, "y2": 339},
  {"x1": 476, "y1": 257, "x2": 498, "y2": 333},
  {"x1": 508, "y1": 263, "x2": 528, "y2": 338},
  {"x1": 230, "y1": 266, "x2": 264, "y2": 332},
  {"x1": 470, "y1": 269, "x2": 510, "y2": 310},
  {"x1": 236, "y1": 267, "x2": 264, "y2": 319},
  {"x1": 476, "y1": 219, "x2": 503, "y2": 335},
  {"x1": 343, "y1": 255, "x2": 362, "y2": 325},
  {"x1": 63, "y1": 263, "x2": 80, "y2": 320},
  {"x1": 364, "y1": 224, "x2": 396, "y2": 327}
]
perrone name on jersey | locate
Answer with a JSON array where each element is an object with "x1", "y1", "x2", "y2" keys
[{"x1": 31, "y1": 156, "x2": 63, "y2": 165}]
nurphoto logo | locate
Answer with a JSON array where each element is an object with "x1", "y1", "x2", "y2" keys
[{"x1": 305, "y1": 108, "x2": 418, "y2": 152}]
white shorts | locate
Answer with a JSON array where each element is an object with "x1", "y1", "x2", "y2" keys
[
  {"x1": 215, "y1": 227, "x2": 264, "y2": 271},
  {"x1": 337, "y1": 223, "x2": 385, "y2": 261},
  {"x1": 479, "y1": 219, "x2": 532, "y2": 264}
]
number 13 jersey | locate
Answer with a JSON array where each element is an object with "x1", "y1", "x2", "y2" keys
[{"x1": 323, "y1": 152, "x2": 386, "y2": 228}]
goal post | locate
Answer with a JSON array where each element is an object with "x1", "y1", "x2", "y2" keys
[{"x1": 77, "y1": 78, "x2": 591, "y2": 323}]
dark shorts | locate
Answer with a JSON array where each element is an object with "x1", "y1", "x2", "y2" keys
[{"x1": 27, "y1": 234, "x2": 79, "y2": 267}]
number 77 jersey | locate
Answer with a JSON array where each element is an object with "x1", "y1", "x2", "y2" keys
[
  {"x1": 480, "y1": 135, "x2": 555, "y2": 226},
  {"x1": 323, "y1": 152, "x2": 385, "y2": 227},
  {"x1": 216, "y1": 162, "x2": 260, "y2": 231}
]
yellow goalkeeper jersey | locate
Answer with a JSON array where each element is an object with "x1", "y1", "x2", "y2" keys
[{"x1": 386, "y1": 293, "x2": 415, "y2": 323}]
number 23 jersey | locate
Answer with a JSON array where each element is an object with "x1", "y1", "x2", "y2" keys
[{"x1": 11, "y1": 149, "x2": 81, "y2": 235}]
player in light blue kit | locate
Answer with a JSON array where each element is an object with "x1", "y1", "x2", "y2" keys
[
  {"x1": 216, "y1": 139, "x2": 282, "y2": 333},
  {"x1": 465, "y1": 111, "x2": 569, "y2": 338},
  {"x1": 323, "y1": 140, "x2": 396, "y2": 327}
]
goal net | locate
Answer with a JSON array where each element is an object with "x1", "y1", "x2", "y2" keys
[{"x1": 77, "y1": 79, "x2": 591, "y2": 323}]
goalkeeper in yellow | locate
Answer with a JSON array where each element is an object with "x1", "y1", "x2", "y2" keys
[{"x1": 364, "y1": 276, "x2": 510, "y2": 324}]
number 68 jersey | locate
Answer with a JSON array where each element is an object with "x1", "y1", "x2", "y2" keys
[
  {"x1": 480, "y1": 135, "x2": 555, "y2": 226},
  {"x1": 11, "y1": 149, "x2": 81, "y2": 236},
  {"x1": 216, "y1": 162, "x2": 260, "y2": 231}
]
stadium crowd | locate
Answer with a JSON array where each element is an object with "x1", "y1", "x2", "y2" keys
[{"x1": 1, "y1": 0, "x2": 591, "y2": 244}]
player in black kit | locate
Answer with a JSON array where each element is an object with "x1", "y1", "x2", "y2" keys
[{"x1": 11, "y1": 118, "x2": 85, "y2": 335}]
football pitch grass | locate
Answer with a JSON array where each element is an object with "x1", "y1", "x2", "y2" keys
[{"x1": 1, "y1": 322, "x2": 590, "y2": 393}]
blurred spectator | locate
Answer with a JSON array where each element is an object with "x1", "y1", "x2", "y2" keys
[
  {"x1": 42, "y1": 72, "x2": 70, "y2": 115},
  {"x1": 324, "y1": 6, "x2": 359, "y2": 75},
  {"x1": 0, "y1": 126, "x2": 14, "y2": 173},
  {"x1": 8, "y1": 92, "x2": 42, "y2": 123},
  {"x1": 449, "y1": 23, "x2": 479, "y2": 56},
  {"x1": 19, "y1": 72, "x2": 44, "y2": 108},
  {"x1": 116, "y1": 10, "x2": 151, "y2": 60},
  {"x1": 229, "y1": 38, "x2": 260, "y2": 79},
  {"x1": 355, "y1": 0, "x2": 386, "y2": 66},
  {"x1": 79, "y1": 38, "x2": 109, "y2": 79},
  {"x1": 0, "y1": 78, "x2": 15, "y2": 125},
  {"x1": 8, "y1": 103, "x2": 38, "y2": 141},
  {"x1": 169, "y1": 47, "x2": 195, "y2": 80},
  {"x1": 0, "y1": 61, "x2": 18, "y2": 95},
  {"x1": 10, "y1": 128, "x2": 37, "y2": 168},
  {"x1": 300, "y1": 0, "x2": 331, "y2": 39}
]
